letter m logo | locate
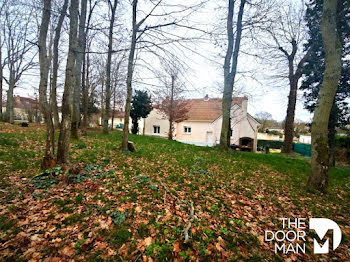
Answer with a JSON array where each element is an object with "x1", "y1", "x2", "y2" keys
[{"x1": 309, "y1": 218, "x2": 342, "y2": 254}]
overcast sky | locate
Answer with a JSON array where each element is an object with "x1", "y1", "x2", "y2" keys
[{"x1": 9, "y1": 0, "x2": 314, "y2": 122}]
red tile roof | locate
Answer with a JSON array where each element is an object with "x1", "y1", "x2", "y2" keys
[
  {"x1": 2, "y1": 96, "x2": 38, "y2": 109},
  {"x1": 185, "y1": 97, "x2": 247, "y2": 121}
]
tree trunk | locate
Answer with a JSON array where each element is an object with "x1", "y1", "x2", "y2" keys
[
  {"x1": 328, "y1": 104, "x2": 337, "y2": 167},
  {"x1": 71, "y1": 0, "x2": 88, "y2": 139},
  {"x1": 220, "y1": 0, "x2": 246, "y2": 149},
  {"x1": 103, "y1": 0, "x2": 118, "y2": 134},
  {"x1": 6, "y1": 71, "x2": 14, "y2": 124},
  {"x1": 48, "y1": 24, "x2": 54, "y2": 109},
  {"x1": 131, "y1": 118, "x2": 138, "y2": 134},
  {"x1": 81, "y1": 48, "x2": 90, "y2": 136},
  {"x1": 307, "y1": 0, "x2": 342, "y2": 191},
  {"x1": 168, "y1": 75, "x2": 175, "y2": 140},
  {"x1": 282, "y1": 76, "x2": 298, "y2": 153},
  {"x1": 328, "y1": 123, "x2": 336, "y2": 167},
  {"x1": 51, "y1": 0, "x2": 68, "y2": 128},
  {"x1": 81, "y1": 54, "x2": 87, "y2": 134},
  {"x1": 0, "y1": 31, "x2": 2, "y2": 117},
  {"x1": 38, "y1": 0, "x2": 55, "y2": 169},
  {"x1": 111, "y1": 83, "x2": 116, "y2": 130},
  {"x1": 281, "y1": 40, "x2": 313, "y2": 154},
  {"x1": 122, "y1": 0, "x2": 138, "y2": 151},
  {"x1": 56, "y1": 0, "x2": 79, "y2": 165},
  {"x1": 81, "y1": 1, "x2": 96, "y2": 136},
  {"x1": 101, "y1": 82, "x2": 104, "y2": 125},
  {"x1": 143, "y1": 118, "x2": 145, "y2": 135}
]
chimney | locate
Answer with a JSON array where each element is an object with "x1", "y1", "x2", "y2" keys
[
  {"x1": 204, "y1": 94, "x2": 209, "y2": 101},
  {"x1": 242, "y1": 97, "x2": 248, "y2": 118}
]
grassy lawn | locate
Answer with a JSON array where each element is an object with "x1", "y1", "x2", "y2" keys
[{"x1": 0, "y1": 122, "x2": 349, "y2": 261}]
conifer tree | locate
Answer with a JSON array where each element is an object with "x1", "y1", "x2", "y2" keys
[{"x1": 301, "y1": 0, "x2": 350, "y2": 166}]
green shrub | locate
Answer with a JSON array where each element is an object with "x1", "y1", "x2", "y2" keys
[
  {"x1": 335, "y1": 135, "x2": 350, "y2": 148},
  {"x1": 257, "y1": 140, "x2": 284, "y2": 150}
]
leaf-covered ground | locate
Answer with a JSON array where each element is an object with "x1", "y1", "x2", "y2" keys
[{"x1": 0, "y1": 122, "x2": 349, "y2": 261}]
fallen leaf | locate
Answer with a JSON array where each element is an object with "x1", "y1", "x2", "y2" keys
[
  {"x1": 173, "y1": 241, "x2": 181, "y2": 253},
  {"x1": 215, "y1": 242, "x2": 224, "y2": 252},
  {"x1": 107, "y1": 247, "x2": 117, "y2": 256},
  {"x1": 144, "y1": 237, "x2": 152, "y2": 247},
  {"x1": 60, "y1": 246, "x2": 75, "y2": 257},
  {"x1": 95, "y1": 241, "x2": 108, "y2": 250}
]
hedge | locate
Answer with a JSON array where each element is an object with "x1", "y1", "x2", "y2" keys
[
  {"x1": 335, "y1": 135, "x2": 350, "y2": 149},
  {"x1": 257, "y1": 140, "x2": 284, "y2": 151}
]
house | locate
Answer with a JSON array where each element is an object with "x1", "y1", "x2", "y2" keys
[
  {"x1": 95, "y1": 111, "x2": 146, "y2": 134},
  {"x1": 143, "y1": 96, "x2": 260, "y2": 151},
  {"x1": 97, "y1": 111, "x2": 126, "y2": 129},
  {"x1": 2, "y1": 96, "x2": 41, "y2": 122},
  {"x1": 299, "y1": 135, "x2": 311, "y2": 144},
  {"x1": 257, "y1": 132, "x2": 282, "y2": 141}
]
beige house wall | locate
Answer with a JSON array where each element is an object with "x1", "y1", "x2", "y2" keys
[
  {"x1": 257, "y1": 133, "x2": 281, "y2": 141},
  {"x1": 143, "y1": 109, "x2": 170, "y2": 138},
  {"x1": 98, "y1": 116, "x2": 145, "y2": 134},
  {"x1": 299, "y1": 135, "x2": 311, "y2": 144},
  {"x1": 214, "y1": 114, "x2": 258, "y2": 151},
  {"x1": 143, "y1": 102, "x2": 259, "y2": 151},
  {"x1": 176, "y1": 121, "x2": 214, "y2": 146},
  {"x1": 98, "y1": 117, "x2": 124, "y2": 127},
  {"x1": 2, "y1": 107, "x2": 33, "y2": 121}
]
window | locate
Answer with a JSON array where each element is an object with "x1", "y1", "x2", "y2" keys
[
  {"x1": 230, "y1": 129, "x2": 233, "y2": 137},
  {"x1": 153, "y1": 125, "x2": 160, "y2": 134},
  {"x1": 184, "y1": 126, "x2": 191, "y2": 134}
]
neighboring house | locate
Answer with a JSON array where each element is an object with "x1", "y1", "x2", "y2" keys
[
  {"x1": 2, "y1": 96, "x2": 41, "y2": 122},
  {"x1": 268, "y1": 128, "x2": 284, "y2": 134},
  {"x1": 96, "y1": 112, "x2": 145, "y2": 134},
  {"x1": 299, "y1": 135, "x2": 312, "y2": 144},
  {"x1": 257, "y1": 133, "x2": 282, "y2": 141},
  {"x1": 143, "y1": 96, "x2": 260, "y2": 151},
  {"x1": 97, "y1": 112, "x2": 126, "y2": 129}
]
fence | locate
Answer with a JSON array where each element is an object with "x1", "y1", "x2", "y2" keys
[{"x1": 294, "y1": 143, "x2": 311, "y2": 157}]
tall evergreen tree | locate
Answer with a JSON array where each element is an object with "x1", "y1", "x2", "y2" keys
[
  {"x1": 130, "y1": 90, "x2": 152, "y2": 135},
  {"x1": 300, "y1": 0, "x2": 350, "y2": 166}
]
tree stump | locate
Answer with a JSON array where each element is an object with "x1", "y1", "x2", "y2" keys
[
  {"x1": 41, "y1": 156, "x2": 56, "y2": 170},
  {"x1": 127, "y1": 141, "x2": 136, "y2": 152},
  {"x1": 265, "y1": 146, "x2": 270, "y2": 154}
]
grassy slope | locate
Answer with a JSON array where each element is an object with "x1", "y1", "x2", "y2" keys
[{"x1": 0, "y1": 123, "x2": 349, "y2": 261}]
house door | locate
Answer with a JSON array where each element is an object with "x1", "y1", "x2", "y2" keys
[{"x1": 206, "y1": 132, "x2": 213, "y2": 146}]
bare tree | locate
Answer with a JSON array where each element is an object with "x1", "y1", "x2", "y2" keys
[
  {"x1": 96, "y1": 58, "x2": 106, "y2": 126},
  {"x1": 220, "y1": 0, "x2": 246, "y2": 148},
  {"x1": 38, "y1": 0, "x2": 55, "y2": 169},
  {"x1": 81, "y1": 39, "x2": 91, "y2": 136},
  {"x1": 81, "y1": 0, "x2": 98, "y2": 136},
  {"x1": 121, "y1": 0, "x2": 139, "y2": 150},
  {"x1": 103, "y1": 0, "x2": 118, "y2": 134},
  {"x1": 2, "y1": 1, "x2": 36, "y2": 123},
  {"x1": 122, "y1": 0, "x2": 207, "y2": 150},
  {"x1": 57, "y1": 0, "x2": 79, "y2": 165},
  {"x1": 261, "y1": 1, "x2": 313, "y2": 153},
  {"x1": 307, "y1": 0, "x2": 342, "y2": 191},
  {"x1": 0, "y1": 36, "x2": 2, "y2": 118},
  {"x1": 71, "y1": 0, "x2": 88, "y2": 139},
  {"x1": 255, "y1": 111, "x2": 273, "y2": 131},
  {"x1": 51, "y1": 0, "x2": 69, "y2": 128},
  {"x1": 0, "y1": 0, "x2": 7, "y2": 118},
  {"x1": 155, "y1": 60, "x2": 189, "y2": 140},
  {"x1": 111, "y1": 55, "x2": 126, "y2": 130}
]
